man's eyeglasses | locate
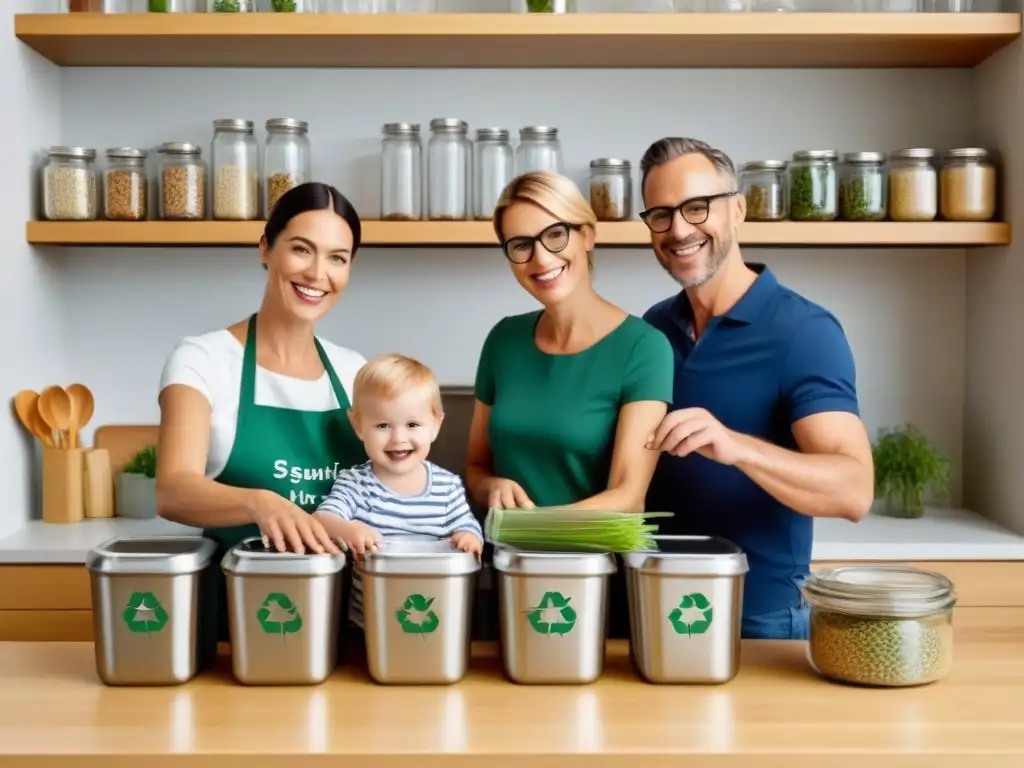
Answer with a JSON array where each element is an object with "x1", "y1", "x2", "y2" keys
[
  {"x1": 639, "y1": 191, "x2": 739, "y2": 233},
  {"x1": 500, "y1": 221, "x2": 582, "y2": 264}
]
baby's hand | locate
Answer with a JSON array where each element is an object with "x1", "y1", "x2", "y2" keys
[
  {"x1": 451, "y1": 531, "x2": 483, "y2": 560},
  {"x1": 342, "y1": 521, "x2": 382, "y2": 559}
]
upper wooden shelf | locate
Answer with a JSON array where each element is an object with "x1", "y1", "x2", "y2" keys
[
  {"x1": 13, "y1": 12, "x2": 1022, "y2": 69},
  {"x1": 24, "y1": 220, "x2": 1011, "y2": 248}
]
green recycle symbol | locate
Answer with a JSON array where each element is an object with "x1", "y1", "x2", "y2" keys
[
  {"x1": 257, "y1": 592, "x2": 303, "y2": 635},
  {"x1": 122, "y1": 591, "x2": 169, "y2": 634},
  {"x1": 396, "y1": 593, "x2": 440, "y2": 636},
  {"x1": 668, "y1": 592, "x2": 714, "y2": 636},
  {"x1": 526, "y1": 591, "x2": 577, "y2": 635}
]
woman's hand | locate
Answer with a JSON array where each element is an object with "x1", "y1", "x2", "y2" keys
[
  {"x1": 482, "y1": 478, "x2": 535, "y2": 510},
  {"x1": 450, "y1": 531, "x2": 483, "y2": 560},
  {"x1": 248, "y1": 489, "x2": 339, "y2": 555}
]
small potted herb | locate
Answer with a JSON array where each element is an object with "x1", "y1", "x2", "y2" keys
[
  {"x1": 872, "y1": 424, "x2": 951, "y2": 519},
  {"x1": 116, "y1": 445, "x2": 158, "y2": 519}
]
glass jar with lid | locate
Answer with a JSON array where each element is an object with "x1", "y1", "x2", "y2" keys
[
  {"x1": 589, "y1": 158, "x2": 632, "y2": 222},
  {"x1": 148, "y1": 0, "x2": 200, "y2": 11},
  {"x1": 42, "y1": 146, "x2": 98, "y2": 221},
  {"x1": 940, "y1": 148, "x2": 997, "y2": 222},
  {"x1": 427, "y1": 118, "x2": 471, "y2": 221},
  {"x1": 888, "y1": 148, "x2": 937, "y2": 222},
  {"x1": 516, "y1": 126, "x2": 562, "y2": 175},
  {"x1": 739, "y1": 160, "x2": 787, "y2": 222},
  {"x1": 104, "y1": 147, "x2": 148, "y2": 222},
  {"x1": 840, "y1": 151, "x2": 887, "y2": 222},
  {"x1": 752, "y1": 0, "x2": 794, "y2": 9},
  {"x1": 264, "y1": 118, "x2": 311, "y2": 217},
  {"x1": 381, "y1": 122, "x2": 422, "y2": 221},
  {"x1": 510, "y1": 0, "x2": 577, "y2": 11},
  {"x1": 208, "y1": 0, "x2": 255, "y2": 10},
  {"x1": 474, "y1": 128, "x2": 514, "y2": 222},
  {"x1": 211, "y1": 118, "x2": 260, "y2": 221},
  {"x1": 802, "y1": 565, "x2": 956, "y2": 688},
  {"x1": 788, "y1": 149, "x2": 838, "y2": 221},
  {"x1": 157, "y1": 142, "x2": 206, "y2": 221},
  {"x1": 267, "y1": 0, "x2": 320, "y2": 10}
]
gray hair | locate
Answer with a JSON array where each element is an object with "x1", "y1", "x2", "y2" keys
[{"x1": 639, "y1": 137, "x2": 737, "y2": 197}]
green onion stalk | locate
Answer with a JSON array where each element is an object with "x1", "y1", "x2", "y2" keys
[{"x1": 484, "y1": 507, "x2": 673, "y2": 553}]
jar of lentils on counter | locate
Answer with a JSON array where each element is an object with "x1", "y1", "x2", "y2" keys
[
  {"x1": 212, "y1": 119, "x2": 260, "y2": 221},
  {"x1": 940, "y1": 148, "x2": 997, "y2": 222},
  {"x1": 381, "y1": 122, "x2": 422, "y2": 221},
  {"x1": 264, "y1": 118, "x2": 311, "y2": 218},
  {"x1": 157, "y1": 142, "x2": 206, "y2": 221},
  {"x1": 803, "y1": 564, "x2": 956, "y2": 688},
  {"x1": 739, "y1": 160, "x2": 787, "y2": 222},
  {"x1": 104, "y1": 148, "x2": 148, "y2": 221},
  {"x1": 43, "y1": 146, "x2": 98, "y2": 221},
  {"x1": 589, "y1": 158, "x2": 632, "y2": 222},
  {"x1": 839, "y1": 151, "x2": 887, "y2": 222},
  {"x1": 788, "y1": 149, "x2": 838, "y2": 222},
  {"x1": 888, "y1": 148, "x2": 938, "y2": 222}
]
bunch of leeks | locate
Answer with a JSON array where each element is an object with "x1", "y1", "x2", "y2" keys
[{"x1": 484, "y1": 507, "x2": 672, "y2": 553}]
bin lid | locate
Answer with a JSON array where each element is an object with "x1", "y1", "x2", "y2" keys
[
  {"x1": 220, "y1": 537, "x2": 347, "y2": 577},
  {"x1": 86, "y1": 535, "x2": 217, "y2": 575},
  {"x1": 357, "y1": 537, "x2": 481, "y2": 577},
  {"x1": 492, "y1": 545, "x2": 617, "y2": 576},
  {"x1": 622, "y1": 536, "x2": 749, "y2": 577}
]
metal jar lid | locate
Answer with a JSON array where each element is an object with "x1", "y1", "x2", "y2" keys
[
  {"x1": 622, "y1": 535, "x2": 749, "y2": 577},
  {"x1": 105, "y1": 147, "x2": 148, "y2": 160},
  {"x1": 357, "y1": 537, "x2": 481, "y2": 577},
  {"x1": 476, "y1": 127, "x2": 510, "y2": 142},
  {"x1": 802, "y1": 565, "x2": 957, "y2": 620},
  {"x1": 158, "y1": 142, "x2": 202, "y2": 156},
  {"x1": 590, "y1": 158, "x2": 631, "y2": 170},
  {"x1": 945, "y1": 147, "x2": 991, "y2": 161},
  {"x1": 792, "y1": 149, "x2": 838, "y2": 163},
  {"x1": 213, "y1": 118, "x2": 255, "y2": 133},
  {"x1": 890, "y1": 148, "x2": 936, "y2": 161},
  {"x1": 382, "y1": 121, "x2": 420, "y2": 136},
  {"x1": 492, "y1": 545, "x2": 617, "y2": 577},
  {"x1": 429, "y1": 118, "x2": 468, "y2": 134},
  {"x1": 740, "y1": 160, "x2": 787, "y2": 172},
  {"x1": 86, "y1": 536, "x2": 217, "y2": 576},
  {"x1": 266, "y1": 117, "x2": 308, "y2": 134},
  {"x1": 47, "y1": 146, "x2": 96, "y2": 161},
  {"x1": 220, "y1": 537, "x2": 347, "y2": 577},
  {"x1": 842, "y1": 151, "x2": 886, "y2": 165},
  {"x1": 520, "y1": 126, "x2": 559, "y2": 139}
]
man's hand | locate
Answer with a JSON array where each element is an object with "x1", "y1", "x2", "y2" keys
[{"x1": 646, "y1": 407, "x2": 751, "y2": 466}]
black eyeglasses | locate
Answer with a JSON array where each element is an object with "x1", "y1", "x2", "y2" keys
[
  {"x1": 500, "y1": 221, "x2": 582, "y2": 264},
  {"x1": 639, "y1": 191, "x2": 739, "y2": 234}
]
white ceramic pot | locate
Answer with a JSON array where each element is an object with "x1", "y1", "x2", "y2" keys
[{"x1": 115, "y1": 473, "x2": 157, "y2": 519}]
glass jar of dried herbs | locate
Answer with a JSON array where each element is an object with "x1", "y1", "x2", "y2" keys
[
  {"x1": 840, "y1": 151, "x2": 888, "y2": 222},
  {"x1": 739, "y1": 160, "x2": 787, "y2": 222},
  {"x1": 788, "y1": 149, "x2": 838, "y2": 222}
]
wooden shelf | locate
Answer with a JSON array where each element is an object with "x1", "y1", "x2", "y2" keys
[
  {"x1": 14, "y1": 12, "x2": 1021, "y2": 69},
  {"x1": 24, "y1": 220, "x2": 1011, "y2": 248}
]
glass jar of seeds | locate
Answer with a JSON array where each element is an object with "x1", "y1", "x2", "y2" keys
[
  {"x1": 264, "y1": 118, "x2": 311, "y2": 218},
  {"x1": 473, "y1": 128, "x2": 514, "y2": 221},
  {"x1": 516, "y1": 126, "x2": 563, "y2": 175},
  {"x1": 739, "y1": 160, "x2": 787, "y2": 222},
  {"x1": 802, "y1": 565, "x2": 956, "y2": 688},
  {"x1": 788, "y1": 149, "x2": 838, "y2": 222},
  {"x1": 157, "y1": 142, "x2": 206, "y2": 221},
  {"x1": 839, "y1": 151, "x2": 887, "y2": 222},
  {"x1": 940, "y1": 148, "x2": 997, "y2": 222},
  {"x1": 212, "y1": 119, "x2": 260, "y2": 221},
  {"x1": 381, "y1": 122, "x2": 422, "y2": 221},
  {"x1": 427, "y1": 118, "x2": 471, "y2": 221},
  {"x1": 888, "y1": 148, "x2": 938, "y2": 222},
  {"x1": 42, "y1": 146, "x2": 98, "y2": 221},
  {"x1": 589, "y1": 158, "x2": 632, "y2": 222},
  {"x1": 104, "y1": 147, "x2": 148, "y2": 222}
]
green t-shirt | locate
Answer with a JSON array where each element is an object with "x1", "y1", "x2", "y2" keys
[{"x1": 473, "y1": 310, "x2": 675, "y2": 508}]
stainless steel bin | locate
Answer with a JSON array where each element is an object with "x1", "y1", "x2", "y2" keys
[
  {"x1": 86, "y1": 535, "x2": 217, "y2": 686},
  {"x1": 221, "y1": 537, "x2": 347, "y2": 685},
  {"x1": 359, "y1": 538, "x2": 481, "y2": 685},
  {"x1": 624, "y1": 535, "x2": 749, "y2": 684},
  {"x1": 493, "y1": 546, "x2": 616, "y2": 684}
]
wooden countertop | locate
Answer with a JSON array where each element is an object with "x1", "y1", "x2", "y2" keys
[{"x1": 1, "y1": 631, "x2": 1022, "y2": 767}]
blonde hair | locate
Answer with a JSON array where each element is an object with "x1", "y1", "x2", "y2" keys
[
  {"x1": 351, "y1": 353, "x2": 443, "y2": 418},
  {"x1": 492, "y1": 171, "x2": 598, "y2": 252}
]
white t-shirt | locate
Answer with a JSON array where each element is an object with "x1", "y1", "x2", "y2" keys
[{"x1": 158, "y1": 329, "x2": 367, "y2": 479}]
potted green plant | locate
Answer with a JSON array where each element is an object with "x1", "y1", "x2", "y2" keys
[
  {"x1": 872, "y1": 424, "x2": 951, "y2": 519},
  {"x1": 116, "y1": 445, "x2": 157, "y2": 519}
]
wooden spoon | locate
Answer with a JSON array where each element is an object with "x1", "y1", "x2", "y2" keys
[
  {"x1": 65, "y1": 383, "x2": 94, "y2": 449},
  {"x1": 38, "y1": 386, "x2": 72, "y2": 449},
  {"x1": 12, "y1": 390, "x2": 55, "y2": 448}
]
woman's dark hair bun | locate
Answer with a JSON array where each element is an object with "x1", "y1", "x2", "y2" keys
[{"x1": 263, "y1": 182, "x2": 362, "y2": 256}]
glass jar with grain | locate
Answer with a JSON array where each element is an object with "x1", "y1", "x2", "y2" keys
[
  {"x1": 739, "y1": 160, "x2": 787, "y2": 222},
  {"x1": 516, "y1": 126, "x2": 563, "y2": 175},
  {"x1": 104, "y1": 147, "x2": 148, "y2": 222},
  {"x1": 212, "y1": 119, "x2": 260, "y2": 221},
  {"x1": 803, "y1": 565, "x2": 956, "y2": 688},
  {"x1": 264, "y1": 118, "x2": 311, "y2": 218},
  {"x1": 788, "y1": 149, "x2": 838, "y2": 222},
  {"x1": 42, "y1": 146, "x2": 98, "y2": 221},
  {"x1": 474, "y1": 128, "x2": 514, "y2": 222},
  {"x1": 157, "y1": 142, "x2": 206, "y2": 221},
  {"x1": 840, "y1": 151, "x2": 887, "y2": 222},
  {"x1": 381, "y1": 122, "x2": 422, "y2": 221},
  {"x1": 427, "y1": 118, "x2": 471, "y2": 221},
  {"x1": 940, "y1": 148, "x2": 997, "y2": 222},
  {"x1": 589, "y1": 158, "x2": 632, "y2": 222},
  {"x1": 888, "y1": 148, "x2": 937, "y2": 222}
]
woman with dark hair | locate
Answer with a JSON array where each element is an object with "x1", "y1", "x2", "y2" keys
[{"x1": 156, "y1": 182, "x2": 367, "y2": 562}]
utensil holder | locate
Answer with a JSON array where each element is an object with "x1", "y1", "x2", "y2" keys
[
  {"x1": 84, "y1": 448, "x2": 114, "y2": 519},
  {"x1": 42, "y1": 447, "x2": 85, "y2": 524}
]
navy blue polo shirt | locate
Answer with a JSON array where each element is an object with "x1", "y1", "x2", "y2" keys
[{"x1": 642, "y1": 264, "x2": 860, "y2": 622}]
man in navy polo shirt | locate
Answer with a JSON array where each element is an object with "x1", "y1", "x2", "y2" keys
[{"x1": 638, "y1": 137, "x2": 875, "y2": 640}]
